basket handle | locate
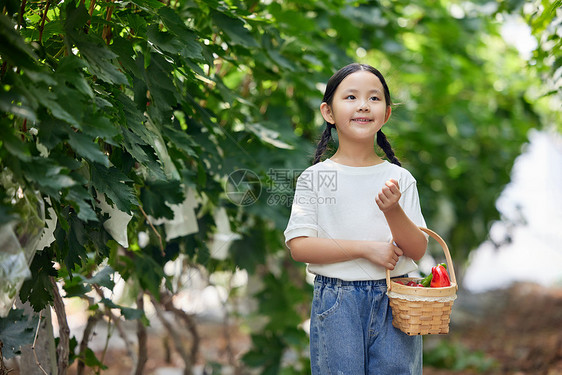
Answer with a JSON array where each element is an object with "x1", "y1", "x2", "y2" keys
[{"x1": 386, "y1": 227, "x2": 458, "y2": 292}]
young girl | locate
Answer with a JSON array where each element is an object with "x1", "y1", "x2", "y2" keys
[{"x1": 284, "y1": 63, "x2": 428, "y2": 374}]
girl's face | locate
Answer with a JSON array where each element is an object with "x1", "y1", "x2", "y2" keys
[{"x1": 321, "y1": 70, "x2": 391, "y2": 144}]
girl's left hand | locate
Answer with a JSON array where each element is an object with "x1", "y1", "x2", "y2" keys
[{"x1": 375, "y1": 179, "x2": 401, "y2": 213}]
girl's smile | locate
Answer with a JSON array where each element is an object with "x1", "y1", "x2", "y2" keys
[{"x1": 351, "y1": 117, "x2": 373, "y2": 123}]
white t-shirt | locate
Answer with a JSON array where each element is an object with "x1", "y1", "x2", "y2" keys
[{"x1": 284, "y1": 159, "x2": 427, "y2": 281}]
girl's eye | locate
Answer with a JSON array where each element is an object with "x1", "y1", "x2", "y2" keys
[
  {"x1": 370, "y1": 96, "x2": 380, "y2": 101},
  {"x1": 345, "y1": 95, "x2": 356, "y2": 100}
]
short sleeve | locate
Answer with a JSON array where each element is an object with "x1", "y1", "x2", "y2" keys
[{"x1": 283, "y1": 170, "x2": 318, "y2": 248}]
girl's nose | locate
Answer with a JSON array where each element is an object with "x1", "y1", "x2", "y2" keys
[{"x1": 358, "y1": 100, "x2": 369, "y2": 111}]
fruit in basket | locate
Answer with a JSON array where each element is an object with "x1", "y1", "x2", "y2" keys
[
  {"x1": 430, "y1": 263, "x2": 451, "y2": 287},
  {"x1": 405, "y1": 281, "x2": 424, "y2": 287}
]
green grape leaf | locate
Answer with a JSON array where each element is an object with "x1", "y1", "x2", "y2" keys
[
  {"x1": 0, "y1": 309, "x2": 39, "y2": 359},
  {"x1": 140, "y1": 179, "x2": 184, "y2": 219},
  {"x1": 90, "y1": 163, "x2": 138, "y2": 214},
  {"x1": 19, "y1": 250, "x2": 57, "y2": 312},
  {"x1": 67, "y1": 131, "x2": 110, "y2": 167},
  {"x1": 211, "y1": 10, "x2": 259, "y2": 48},
  {"x1": 85, "y1": 266, "x2": 115, "y2": 290}
]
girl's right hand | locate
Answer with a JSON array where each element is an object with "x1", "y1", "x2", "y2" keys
[{"x1": 361, "y1": 242, "x2": 403, "y2": 270}]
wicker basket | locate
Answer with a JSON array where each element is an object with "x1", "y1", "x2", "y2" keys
[{"x1": 386, "y1": 227, "x2": 458, "y2": 336}]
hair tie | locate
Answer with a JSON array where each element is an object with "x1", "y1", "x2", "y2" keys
[{"x1": 327, "y1": 122, "x2": 336, "y2": 130}]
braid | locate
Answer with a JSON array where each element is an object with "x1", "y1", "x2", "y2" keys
[
  {"x1": 376, "y1": 130, "x2": 401, "y2": 166},
  {"x1": 313, "y1": 124, "x2": 335, "y2": 164}
]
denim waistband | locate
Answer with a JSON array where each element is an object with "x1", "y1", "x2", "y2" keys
[{"x1": 314, "y1": 274, "x2": 407, "y2": 287}]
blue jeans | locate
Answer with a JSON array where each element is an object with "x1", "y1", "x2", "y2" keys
[{"x1": 309, "y1": 275, "x2": 422, "y2": 375}]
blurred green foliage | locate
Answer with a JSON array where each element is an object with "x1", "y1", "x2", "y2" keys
[
  {"x1": 0, "y1": 0, "x2": 559, "y2": 372},
  {"x1": 424, "y1": 339, "x2": 498, "y2": 372}
]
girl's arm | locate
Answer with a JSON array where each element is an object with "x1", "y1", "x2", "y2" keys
[
  {"x1": 375, "y1": 179, "x2": 427, "y2": 261},
  {"x1": 288, "y1": 237, "x2": 404, "y2": 270}
]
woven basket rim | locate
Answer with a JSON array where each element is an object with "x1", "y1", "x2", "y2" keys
[{"x1": 389, "y1": 277, "x2": 457, "y2": 297}]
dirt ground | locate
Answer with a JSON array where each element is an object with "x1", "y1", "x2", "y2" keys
[
  {"x1": 4, "y1": 282, "x2": 562, "y2": 374},
  {"x1": 424, "y1": 282, "x2": 562, "y2": 375}
]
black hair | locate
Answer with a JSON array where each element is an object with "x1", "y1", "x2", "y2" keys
[{"x1": 312, "y1": 63, "x2": 401, "y2": 166}]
